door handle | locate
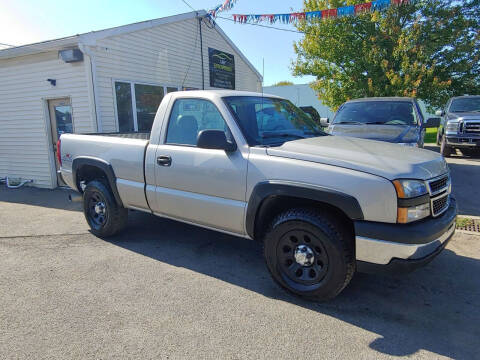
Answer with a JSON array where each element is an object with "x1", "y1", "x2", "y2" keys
[{"x1": 157, "y1": 155, "x2": 172, "y2": 167}]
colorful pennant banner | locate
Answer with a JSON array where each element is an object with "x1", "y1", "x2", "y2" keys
[
  {"x1": 228, "y1": 0, "x2": 408, "y2": 24},
  {"x1": 208, "y1": 0, "x2": 238, "y2": 18}
]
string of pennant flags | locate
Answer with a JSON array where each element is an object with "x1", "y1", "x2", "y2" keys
[{"x1": 208, "y1": 0, "x2": 409, "y2": 24}]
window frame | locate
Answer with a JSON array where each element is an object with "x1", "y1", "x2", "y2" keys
[
  {"x1": 112, "y1": 79, "x2": 180, "y2": 132},
  {"x1": 164, "y1": 97, "x2": 233, "y2": 148}
]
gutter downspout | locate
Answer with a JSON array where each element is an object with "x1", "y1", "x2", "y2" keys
[
  {"x1": 79, "y1": 43, "x2": 102, "y2": 132},
  {"x1": 198, "y1": 16, "x2": 205, "y2": 90}
]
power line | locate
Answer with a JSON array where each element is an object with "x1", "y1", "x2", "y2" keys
[
  {"x1": 181, "y1": 0, "x2": 196, "y2": 12},
  {"x1": 216, "y1": 15, "x2": 305, "y2": 34}
]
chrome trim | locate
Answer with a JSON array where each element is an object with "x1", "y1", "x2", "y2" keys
[
  {"x1": 426, "y1": 173, "x2": 450, "y2": 197},
  {"x1": 431, "y1": 192, "x2": 450, "y2": 217},
  {"x1": 356, "y1": 222, "x2": 455, "y2": 265}
]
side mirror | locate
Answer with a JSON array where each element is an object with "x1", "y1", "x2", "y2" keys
[
  {"x1": 435, "y1": 110, "x2": 445, "y2": 116},
  {"x1": 320, "y1": 117, "x2": 330, "y2": 127},
  {"x1": 425, "y1": 117, "x2": 440, "y2": 128},
  {"x1": 197, "y1": 130, "x2": 237, "y2": 152}
]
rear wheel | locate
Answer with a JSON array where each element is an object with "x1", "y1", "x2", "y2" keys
[
  {"x1": 440, "y1": 135, "x2": 452, "y2": 157},
  {"x1": 263, "y1": 208, "x2": 355, "y2": 301},
  {"x1": 83, "y1": 180, "x2": 128, "y2": 237}
]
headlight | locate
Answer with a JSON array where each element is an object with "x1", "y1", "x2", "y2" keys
[
  {"x1": 397, "y1": 142, "x2": 418, "y2": 147},
  {"x1": 393, "y1": 179, "x2": 430, "y2": 223},
  {"x1": 397, "y1": 203, "x2": 431, "y2": 223},
  {"x1": 445, "y1": 121, "x2": 459, "y2": 133},
  {"x1": 393, "y1": 179, "x2": 428, "y2": 198}
]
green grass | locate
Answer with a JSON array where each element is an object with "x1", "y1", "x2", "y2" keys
[
  {"x1": 424, "y1": 127, "x2": 438, "y2": 144},
  {"x1": 456, "y1": 217, "x2": 474, "y2": 229}
]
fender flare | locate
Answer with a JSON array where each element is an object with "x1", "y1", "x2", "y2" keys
[
  {"x1": 72, "y1": 157, "x2": 123, "y2": 207},
  {"x1": 245, "y1": 181, "x2": 364, "y2": 239}
]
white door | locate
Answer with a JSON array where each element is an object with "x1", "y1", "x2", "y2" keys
[
  {"x1": 48, "y1": 98, "x2": 73, "y2": 185},
  {"x1": 152, "y1": 98, "x2": 248, "y2": 234}
]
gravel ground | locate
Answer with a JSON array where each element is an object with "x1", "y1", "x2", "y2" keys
[{"x1": 0, "y1": 186, "x2": 479, "y2": 359}]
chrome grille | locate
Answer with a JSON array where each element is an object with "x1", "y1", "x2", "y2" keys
[
  {"x1": 427, "y1": 174, "x2": 451, "y2": 217},
  {"x1": 431, "y1": 193, "x2": 450, "y2": 217},
  {"x1": 464, "y1": 121, "x2": 480, "y2": 134},
  {"x1": 427, "y1": 174, "x2": 449, "y2": 196}
]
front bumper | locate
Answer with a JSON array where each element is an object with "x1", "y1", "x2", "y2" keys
[
  {"x1": 446, "y1": 135, "x2": 480, "y2": 147},
  {"x1": 354, "y1": 198, "x2": 457, "y2": 273}
]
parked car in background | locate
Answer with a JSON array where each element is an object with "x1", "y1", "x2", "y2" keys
[
  {"x1": 436, "y1": 95, "x2": 480, "y2": 157},
  {"x1": 59, "y1": 90, "x2": 456, "y2": 301},
  {"x1": 321, "y1": 97, "x2": 439, "y2": 147}
]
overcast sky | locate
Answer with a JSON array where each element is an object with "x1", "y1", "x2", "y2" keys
[{"x1": 0, "y1": 0, "x2": 316, "y2": 86}]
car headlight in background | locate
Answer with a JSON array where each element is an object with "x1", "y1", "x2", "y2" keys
[
  {"x1": 397, "y1": 142, "x2": 418, "y2": 147},
  {"x1": 393, "y1": 179, "x2": 431, "y2": 223},
  {"x1": 445, "y1": 121, "x2": 459, "y2": 133}
]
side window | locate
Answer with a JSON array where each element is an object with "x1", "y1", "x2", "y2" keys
[{"x1": 166, "y1": 99, "x2": 228, "y2": 146}]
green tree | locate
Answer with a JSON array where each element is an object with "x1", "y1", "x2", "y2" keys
[
  {"x1": 293, "y1": 0, "x2": 480, "y2": 110},
  {"x1": 272, "y1": 80, "x2": 295, "y2": 86}
]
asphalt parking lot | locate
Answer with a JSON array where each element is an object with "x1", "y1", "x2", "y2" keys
[{"x1": 0, "y1": 151, "x2": 479, "y2": 359}]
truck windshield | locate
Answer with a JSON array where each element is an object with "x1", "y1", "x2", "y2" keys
[
  {"x1": 449, "y1": 97, "x2": 480, "y2": 113},
  {"x1": 223, "y1": 96, "x2": 325, "y2": 146},
  {"x1": 333, "y1": 101, "x2": 417, "y2": 126}
]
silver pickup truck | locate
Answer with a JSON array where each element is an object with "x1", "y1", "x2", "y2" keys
[{"x1": 59, "y1": 90, "x2": 457, "y2": 300}]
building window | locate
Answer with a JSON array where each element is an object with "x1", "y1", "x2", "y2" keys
[
  {"x1": 114, "y1": 81, "x2": 180, "y2": 132},
  {"x1": 115, "y1": 82, "x2": 134, "y2": 132}
]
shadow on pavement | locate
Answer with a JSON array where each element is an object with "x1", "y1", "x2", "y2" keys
[
  {"x1": 424, "y1": 145, "x2": 480, "y2": 216},
  {"x1": 104, "y1": 211, "x2": 480, "y2": 359},
  {"x1": 0, "y1": 186, "x2": 81, "y2": 212}
]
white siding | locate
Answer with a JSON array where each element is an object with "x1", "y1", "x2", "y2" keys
[
  {"x1": 90, "y1": 18, "x2": 262, "y2": 132},
  {"x1": 0, "y1": 51, "x2": 93, "y2": 188}
]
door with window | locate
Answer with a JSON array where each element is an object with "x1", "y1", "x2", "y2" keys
[
  {"x1": 152, "y1": 98, "x2": 248, "y2": 234},
  {"x1": 48, "y1": 98, "x2": 73, "y2": 185}
]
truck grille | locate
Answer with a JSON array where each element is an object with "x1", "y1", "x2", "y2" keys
[
  {"x1": 427, "y1": 174, "x2": 451, "y2": 217},
  {"x1": 431, "y1": 194, "x2": 450, "y2": 217},
  {"x1": 427, "y1": 174, "x2": 449, "y2": 196},
  {"x1": 464, "y1": 121, "x2": 480, "y2": 134}
]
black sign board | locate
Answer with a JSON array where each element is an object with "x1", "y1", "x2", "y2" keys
[{"x1": 208, "y1": 48, "x2": 235, "y2": 89}]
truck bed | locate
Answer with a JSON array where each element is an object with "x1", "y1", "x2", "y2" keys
[{"x1": 82, "y1": 132, "x2": 150, "y2": 140}]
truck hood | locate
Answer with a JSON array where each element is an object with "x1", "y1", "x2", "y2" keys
[
  {"x1": 447, "y1": 112, "x2": 480, "y2": 121},
  {"x1": 266, "y1": 136, "x2": 447, "y2": 180},
  {"x1": 327, "y1": 124, "x2": 419, "y2": 143}
]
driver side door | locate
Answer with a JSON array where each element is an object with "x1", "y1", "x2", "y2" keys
[{"x1": 152, "y1": 98, "x2": 248, "y2": 234}]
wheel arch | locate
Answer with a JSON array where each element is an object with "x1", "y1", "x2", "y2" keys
[
  {"x1": 246, "y1": 181, "x2": 364, "y2": 240},
  {"x1": 72, "y1": 157, "x2": 123, "y2": 207}
]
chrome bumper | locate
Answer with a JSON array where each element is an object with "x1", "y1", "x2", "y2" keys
[{"x1": 356, "y1": 222, "x2": 455, "y2": 265}]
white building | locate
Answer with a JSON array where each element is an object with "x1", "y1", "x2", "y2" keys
[
  {"x1": 263, "y1": 84, "x2": 335, "y2": 119},
  {"x1": 0, "y1": 11, "x2": 262, "y2": 189}
]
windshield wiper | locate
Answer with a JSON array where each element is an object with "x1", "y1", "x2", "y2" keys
[{"x1": 260, "y1": 132, "x2": 306, "y2": 139}]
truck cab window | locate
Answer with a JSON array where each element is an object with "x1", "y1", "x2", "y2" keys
[{"x1": 166, "y1": 99, "x2": 228, "y2": 146}]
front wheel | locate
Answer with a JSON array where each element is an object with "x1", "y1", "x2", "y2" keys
[
  {"x1": 83, "y1": 180, "x2": 128, "y2": 237},
  {"x1": 263, "y1": 209, "x2": 355, "y2": 301},
  {"x1": 440, "y1": 136, "x2": 452, "y2": 157}
]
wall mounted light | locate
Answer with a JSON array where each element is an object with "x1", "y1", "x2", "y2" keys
[{"x1": 47, "y1": 79, "x2": 56, "y2": 86}]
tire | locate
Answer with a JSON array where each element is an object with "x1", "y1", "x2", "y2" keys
[
  {"x1": 263, "y1": 208, "x2": 355, "y2": 301},
  {"x1": 83, "y1": 180, "x2": 128, "y2": 237},
  {"x1": 440, "y1": 135, "x2": 452, "y2": 157}
]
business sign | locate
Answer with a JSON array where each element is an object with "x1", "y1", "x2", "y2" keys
[{"x1": 208, "y1": 48, "x2": 235, "y2": 89}]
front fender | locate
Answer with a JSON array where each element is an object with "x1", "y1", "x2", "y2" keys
[{"x1": 245, "y1": 181, "x2": 364, "y2": 239}]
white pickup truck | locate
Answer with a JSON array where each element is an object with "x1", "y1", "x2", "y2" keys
[{"x1": 59, "y1": 90, "x2": 457, "y2": 300}]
